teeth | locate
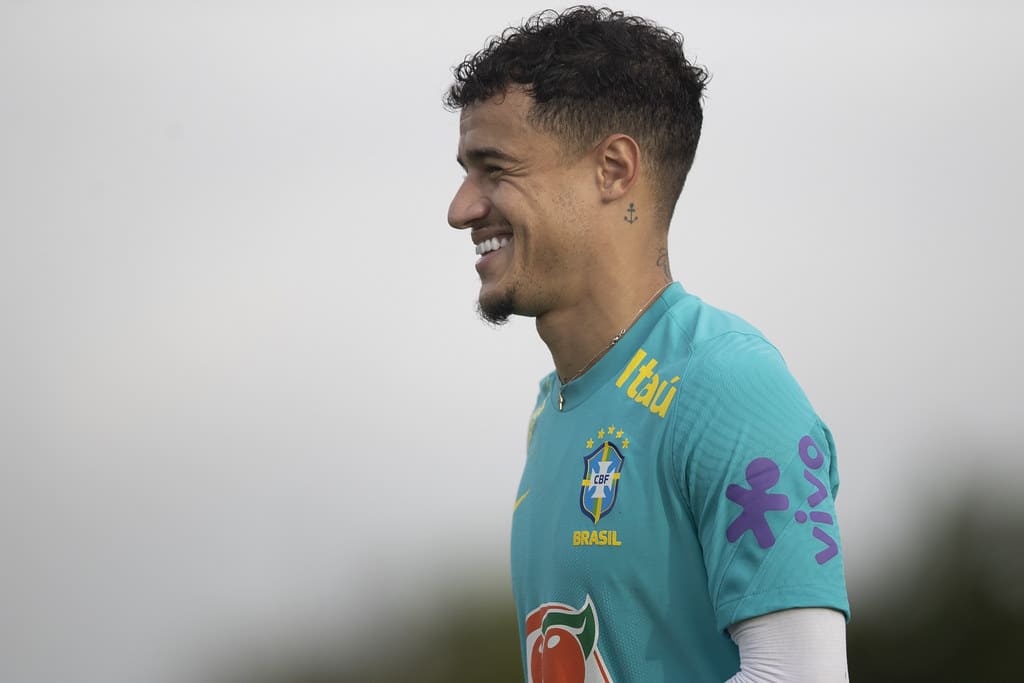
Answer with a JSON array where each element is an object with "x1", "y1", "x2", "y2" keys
[{"x1": 475, "y1": 236, "x2": 512, "y2": 256}]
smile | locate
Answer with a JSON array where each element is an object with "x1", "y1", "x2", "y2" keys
[{"x1": 475, "y1": 236, "x2": 512, "y2": 256}]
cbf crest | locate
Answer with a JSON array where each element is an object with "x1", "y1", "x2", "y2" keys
[{"x1": 579, "y1": 425, "x2": 628, "y2": 524}]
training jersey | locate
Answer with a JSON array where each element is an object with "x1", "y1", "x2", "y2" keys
[{"x1": 511, "y1": 283, "x2": 849, "y2": 683}]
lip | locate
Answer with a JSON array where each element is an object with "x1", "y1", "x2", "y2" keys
[
  {"x1": 475, "y1": 236, "x2": 513, "y2": 274},
  {"x1": 471, "y1": 226, "x2": 514, "y2": 247}
]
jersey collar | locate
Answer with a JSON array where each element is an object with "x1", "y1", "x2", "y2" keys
[{"x1": 552, "y1": 282, "x2": 685, "y2": 412}]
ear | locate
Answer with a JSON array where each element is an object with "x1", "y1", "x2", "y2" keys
[{"x1": 595, "y1": 134, "x2": 640, "y2": 202}]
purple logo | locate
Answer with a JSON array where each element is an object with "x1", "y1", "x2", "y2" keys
[
  {"x1": 724, "y1": 436, "x2": 841, "y2": 566},
  {"x1": 796, "y1": 435, "x2": 839, "y2": 565},
  {"x1": 725, "y1": 458, "x2": 790, "y2": 548}
]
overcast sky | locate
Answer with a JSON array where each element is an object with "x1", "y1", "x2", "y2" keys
[{"x1": 2, "y1": 1, "x2": 1023, "y2": 681}]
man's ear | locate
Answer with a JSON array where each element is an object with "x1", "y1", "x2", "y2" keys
[{"x1": 595, "y1": 134, "x2": 641, "y2": 201}]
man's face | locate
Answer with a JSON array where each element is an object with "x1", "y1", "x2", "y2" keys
[{"x1": 448, "y1": 89, "x2": 592, "y2": 323}]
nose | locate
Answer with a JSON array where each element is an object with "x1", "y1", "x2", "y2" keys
[{"x1": 447, "y1": 176, "x2": 489, "y2": 230}]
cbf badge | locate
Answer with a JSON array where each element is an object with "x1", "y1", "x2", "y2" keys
[{"x1": 579, "y1": 429, "x2": 626, "y2": 524}]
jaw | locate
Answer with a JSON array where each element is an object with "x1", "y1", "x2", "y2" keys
[{"x1": 478, "y1": 278, "x2": 517, "y2": 325}]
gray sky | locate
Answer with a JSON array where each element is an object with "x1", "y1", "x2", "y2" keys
[{"x1": 2, "y1": 1, "x2": 1023, "y2": 681}]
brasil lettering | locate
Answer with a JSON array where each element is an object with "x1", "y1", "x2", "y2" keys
[
  {"x1": 572, "y1": 530, "x2": 622, "y2": 546},
  {"x1": 615, "y1": 348, "x2": 680, "y2": 418}
]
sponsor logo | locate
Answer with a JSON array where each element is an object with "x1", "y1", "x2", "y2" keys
[
  {"x1": 724, "y1": 435, "x2": 840, "y2": 565},
  {"x1": 525, "y1": 596, "x2": 613, "y2": 683},
  {"x1": 614, "y1": 348, "x2": 680, "y2": 418},
  {"x1": 793, "y1": 435, "x2": 840, "y2": 565},
  {"x1": 725, "y1": 457, "x2": 790, "y2": 548}
]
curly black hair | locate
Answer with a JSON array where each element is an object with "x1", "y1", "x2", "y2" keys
[{"x1": 445, "y1": 6, "x2": 709, "y2": 221}]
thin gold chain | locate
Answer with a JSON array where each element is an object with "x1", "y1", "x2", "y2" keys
[{"x1": 558, "y1": 282, "x2": 671, "y2": 411}]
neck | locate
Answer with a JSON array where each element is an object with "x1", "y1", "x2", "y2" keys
[{"x1": 537, "y1": 268, "x2": 672, "y2": 383}]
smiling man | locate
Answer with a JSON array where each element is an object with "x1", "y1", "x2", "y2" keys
[{"x1": 446, "y1": 7, "x2": 850, "y2": 682}]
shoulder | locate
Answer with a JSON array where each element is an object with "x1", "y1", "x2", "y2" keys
[
  {"x1": 672, "y1": 325, "x2": 818, "y2": 459},
  {"x1": 663, "y1": 295, "x2": 827, "y2": 490},
  {"x1": 661, "y1": 291, "x2": 767, "y2": 350},
  {"x1": 643, "y1": 291, "x2": 785, "y2": 392},
  {"x1": 687, "y1": 331, "x2": 795, "y2": 409},
  {"x1": 617, "y1": 290, "x2": 774, "y2": 393},
  {"x1": 659, "y1": 292, "x2": 798, "y2": 415}
]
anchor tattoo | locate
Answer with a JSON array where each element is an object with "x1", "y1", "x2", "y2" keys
[{"x1": 624, "y1": 202, "x2": 638, "y2": 224}]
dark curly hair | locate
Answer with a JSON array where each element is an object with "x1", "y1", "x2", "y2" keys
[{"x1": 445, "y1": 6, "x2": 709, "y2": 221}]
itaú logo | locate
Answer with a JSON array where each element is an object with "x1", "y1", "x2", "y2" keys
[
  {"x1": 524, "y1": 596, "x2": 613, "y2": 683},
  {"x1": 614, "y1": 348, "x2": 680, "y2": 418}
]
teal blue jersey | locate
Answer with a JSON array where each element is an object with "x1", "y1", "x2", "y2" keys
[{"x1": 511, "y1": 283, "x2": 849, "y2": 682}]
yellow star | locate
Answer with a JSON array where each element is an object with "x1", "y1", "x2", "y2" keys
[
  {"x1": 622, "y1": 438, "x2": 630, "y2": 449},
  {"x1": 616, "y1": 429, "x2": 624, "y2": 439},
  {"x1": 586, "y1": 438, "x2": 594, "y2": 449},
  {"x1": 597, "y1": 429, "x2": 605, "y2": 439},
  {"x1": 608, "y1": 424, "x2": 615, "y2": 434}
]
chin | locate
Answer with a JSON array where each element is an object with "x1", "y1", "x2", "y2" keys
[{"x1": 478, "y1": 284, "x2": 517, "y2": 325}]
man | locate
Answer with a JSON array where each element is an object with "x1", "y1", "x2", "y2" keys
[{"x1": 446, "y1": 7, "x2": 849, "y2": 682}]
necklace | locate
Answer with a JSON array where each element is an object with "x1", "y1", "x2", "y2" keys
[{"x1": 558, "y1": 282, "x2": 672, "y2": 411}]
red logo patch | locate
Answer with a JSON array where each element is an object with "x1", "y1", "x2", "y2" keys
[{"x1": 524, "y1": 596, "x2": 613, "y2": 683}]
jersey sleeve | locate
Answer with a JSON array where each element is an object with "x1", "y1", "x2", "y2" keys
[{"x1": 673, "y1": 332, "x2": 850, "y2": 633}]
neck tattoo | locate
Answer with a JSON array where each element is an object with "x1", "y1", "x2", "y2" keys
[{"x1": 558, "y1": 282, "x2": 672, "y2": 411}]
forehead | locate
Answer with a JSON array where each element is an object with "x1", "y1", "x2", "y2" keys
[{"x1": 457, "y1": 89, "x2": 540, "y2": 157}]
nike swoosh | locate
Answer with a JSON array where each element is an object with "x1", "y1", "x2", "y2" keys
[{"x1": 513, "y1": 490, "x2": 530, "y2": 512}]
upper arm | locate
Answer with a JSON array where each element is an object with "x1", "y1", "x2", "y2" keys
[
  {"x1": 726, "y1": 608, "x2": 848, "y2": 682},
  {"x1": 674, "y1": 333, "x2": 850, "y2": 631}
]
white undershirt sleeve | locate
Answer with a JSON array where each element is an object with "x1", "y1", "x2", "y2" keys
[{"x1": 724, "y1": 607, "x2": 848, "y2": 683}]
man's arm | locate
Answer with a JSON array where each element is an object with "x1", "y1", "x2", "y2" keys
[{"x1": 725, "y1": 608, "x2": 848, "y2": 683}]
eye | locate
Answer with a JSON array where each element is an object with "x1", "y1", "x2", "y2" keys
[{"x1": 484, "y1": 164, "x2": 504, "y2": 176}]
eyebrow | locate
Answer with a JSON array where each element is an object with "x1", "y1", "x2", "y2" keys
[{"x1": 456, "y1": 147, "x2": 520, "y2": 170}]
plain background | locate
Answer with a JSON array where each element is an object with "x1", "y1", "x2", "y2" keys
[{"x1": 2, "y1": 1, "x2": 1022, "y2": 681}]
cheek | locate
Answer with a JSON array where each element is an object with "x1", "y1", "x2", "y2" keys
[
  {"x1": 506, "y1": 183, "x2": 585, "y2": 268},
  {"x1": 546, "y1": 195, "x2": 588, "y2": 257},
  {"x1": 488, "y1": 186, "x2": 521, "y2": 228}
]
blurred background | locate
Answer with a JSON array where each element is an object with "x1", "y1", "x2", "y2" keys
[{"x1": 2, "y1": 1, "x2": 1021, "y2": 681}]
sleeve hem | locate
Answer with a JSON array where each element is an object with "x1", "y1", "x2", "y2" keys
[{"x1": 717, "y1": 585, "x2": 851, "y2": 633}]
